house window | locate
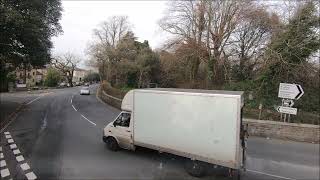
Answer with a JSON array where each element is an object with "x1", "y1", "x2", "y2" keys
[{"x1": 33, "y1": 72, "x2": 35, "y2": 75}]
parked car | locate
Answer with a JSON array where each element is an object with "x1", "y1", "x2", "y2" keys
[
  {"x1": 84, "y1": 82, "x2": 90, "y2": 86},
  {"x1": 59, "y1": 82, "x2": 66, "y2": 87},
  {"x1": 103, "y1": 88, "x2": 246, "y2": 178},
  {"x1": 80, "y1": 87, "x2": 90, "y2": 95}
]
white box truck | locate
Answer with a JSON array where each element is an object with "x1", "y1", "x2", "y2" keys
[{"x1": 103, "y1": 88, "x2": 246, "y2": 177}]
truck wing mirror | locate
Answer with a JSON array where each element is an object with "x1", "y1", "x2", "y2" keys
[{"x1": 113, "y1": 121, "x2": 117, "y2": 127}]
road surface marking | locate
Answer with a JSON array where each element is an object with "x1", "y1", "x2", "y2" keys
[
  {"x1": 5, "y1": 134, "x2": 12, "y2": 139},
  {"x1": 0, "y1": 160, "x2": 6, "y2": 167},
  {"x1": 40, "y1": 111, "x2": 48, "y2": 133},
  {"x1": 247, "y1": 169, "x2": 297, "y2": 180},
  {"x1": 0, "y1": 153, "x2": 3, "y2": 159},
  {"x1": 20, "y1": 163, "x2": 30, "y2": 171},
  {"x1": 1, "y1": 168, "x2": 10, "y2": 178},
  {"x1": 26, "y1": 96, "x2": 41, "y2": 105},
  {"x1": 6, "y1": 136, "x2": 38, "y2": 179},
  {"x1": 16, "y1": 155, "x2": 24, "y2": 162},
  {"x1": 4, "y1": 132, "x2": 10, "y2": 135},
  {"x1": 25, "y1": 172, "x2": 37, "y2": 180},
  {"x1": 10, "y1": 144, "x2": 17, "y2": 149},
  {"x1": 13, "y1": 149, "x2": 21, "y2": 155},
  {"x1": 7, "y1": 139, "x2": 14, "y2": 143},
  {"x1": 72, "y1": 105, "x2": 78, "y2": 111},
  {"x1": 81, "y1": 114, "x2": 97, "y2": 126},
  {"x1": 71, "y1": 95, "x2": 74, "y2": 104}
]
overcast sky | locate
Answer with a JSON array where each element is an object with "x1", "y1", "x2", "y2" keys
[{"x1": 52, "y1": 1, "x2": 168, "y2": 63}]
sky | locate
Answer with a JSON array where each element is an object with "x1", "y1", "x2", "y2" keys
[{"x1": 52, "y1": 1, "x2": 169, "y2": 67}]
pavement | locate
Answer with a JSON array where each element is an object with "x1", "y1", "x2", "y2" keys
[{"x1": 0, "y1": 84, "x2": 319, "y2": 180}]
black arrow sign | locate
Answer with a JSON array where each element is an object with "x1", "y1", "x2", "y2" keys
[{"x1": 295, "y1": 85, "x2": 304, "y2": 99}]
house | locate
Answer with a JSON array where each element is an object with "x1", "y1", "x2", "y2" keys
[
  {"x1": 15, "y1": 67, "x2": 47, "y2": 87},
  {"x1": 73, "y1": 68, "x2": 88, "y2": 83}
]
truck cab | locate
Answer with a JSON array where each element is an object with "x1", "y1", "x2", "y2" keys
[{"x1": 103, "y1": 90, "x2": 134, "y2": 151}]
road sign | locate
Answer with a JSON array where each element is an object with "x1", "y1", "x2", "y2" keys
[
  {"x1": 277, "y1": 106, "x2": 297, "y2": 115},
  {"x1": 278, "y1": 83, "x2": 304, "y2": 100},
  {"x1": 282, "y1": 99, "x2": 294, "y2": 107}
]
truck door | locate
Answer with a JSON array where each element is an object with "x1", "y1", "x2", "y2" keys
[
  {"x1": 240, "y1": 107, "x2": 247, "y2": 170},
  {"x1": 113, "y1": 112, "x2": 133, "y2": 150}
]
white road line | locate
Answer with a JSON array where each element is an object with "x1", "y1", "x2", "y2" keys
[
  {"x1": 0, "y1": 153, "x2": 3, "y2": 159},
  {"x1": 7, "y1": 139, "x2": 14, "y2": 143},
  {"x1": 10, "y1": 144, "x2": 17, "y2": 149},
  {"x1": 1, "y1": 168, "x2": 10, "y2": 178},
  {"x1": 71, "y1": 95, "x2": 74, "y2": 104},
  {"x1": 25, "y1": 171, "x2": 37, "y2": 180},
  {"x1": 247, "y1": 169, "x2": 297, "y2": 180},
  {"x1": 72, "y1": 104, "x2": 78, "y2": 111},
  {"x1": 13, "y1": 149, "x2": 21, "y2": 155},
  {"x1": 0, "y1": 160, "x2": 6, "y2": 167},
  {"x1": 20, "y1": 163, "x2": 30, "y2": 171},
  {"x1": 26, "y1": 96, "x2": 41, "y2": 105},
  {"x1": 4, "y1": 132, "x2": 10, "y2": 135},
  {"x1": 16, "y1": 155, "x2": 24, "y2": 162},
  {"x1": 81, "y1": 114, "x2": 97, "y2": 126},
  {"x1": 5, "y1": 134, "x2": 12, "y2": 139}
]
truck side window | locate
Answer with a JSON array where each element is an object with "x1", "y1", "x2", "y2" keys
[{"x1": 115, "y1": 112, "x2": 131, "y2": 127}]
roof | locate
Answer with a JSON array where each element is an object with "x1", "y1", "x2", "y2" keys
[{"x1": 143, "y1": 88, "x2": 244, "y2": 96}]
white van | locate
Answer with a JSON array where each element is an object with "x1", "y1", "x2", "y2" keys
[{"x1": 103, "y1": 88, "x2": 246, "y2": 178}]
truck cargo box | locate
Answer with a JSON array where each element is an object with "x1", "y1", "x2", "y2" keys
[{"x1": 132, "y1": 88, "x2": 244, "y2": 169}]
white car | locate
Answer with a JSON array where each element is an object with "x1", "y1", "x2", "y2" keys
[
  {"x1": 59, "y1": 82, "x2": 66, "y2": 87},
  {"x1": 80, "y1": 87, "x2": 90, "y2": 95}
]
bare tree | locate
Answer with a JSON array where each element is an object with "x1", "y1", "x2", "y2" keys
[
  {"x1": 204, "y1": 1, "x2": 251, "y2": 85},
  {"x1": 159, "y1": 0, "x2": 207, "y2": 81},
  {"x1": 160, "y1": 1, "x2": 251, "y2": 86},
  {"x1": 88, "y1": 16, "x2": 131, "y2": 81},
  {"x1": 52, "y1": 53, "x2": 81, "y2": 87},
  {"x1": 229, "y1": 5, "x2": 275, "y2": 80},
  {"x1": 93, "y1": 16, "x2": 131, "y2": 48}
]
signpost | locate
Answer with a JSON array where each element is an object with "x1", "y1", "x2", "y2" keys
[
  {"x1": 282, "y1": 99, "x2": 294, "y2": 107},
  {"x1": 278, "y1": 83, "x2": 304, "y2": 122},
  {"x1": 277, "y1": 106, "x2": 297, "y2": 115},
  {"x1": 278, "y1": 83, "x2": 304, "y2": 100}
]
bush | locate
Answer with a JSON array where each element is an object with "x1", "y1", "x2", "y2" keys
[
  {"x1": 223, "y1": 80, "x2": 261, "y2": 108},
  {"x1": 6, "y1": 72, "x2": 16, "y2": 82}
]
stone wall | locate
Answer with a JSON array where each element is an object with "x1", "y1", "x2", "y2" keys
[
  {"x1": 243, "y1": 119, "x2": 320, "y2": 143},
  {"x1": 97, "y1": 86, "x2": 122, "y2": 109},
  {"x1": 97, "y1": 86, "x2": 320, "y2": 143}
]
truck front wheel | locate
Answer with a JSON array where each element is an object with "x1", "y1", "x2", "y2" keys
[
  {"x1": 106, "y1": 137, "x2": 119, "y2": 151},
  {"x1": 184, "y1": 160, "x2": 207, "y2": 177}
]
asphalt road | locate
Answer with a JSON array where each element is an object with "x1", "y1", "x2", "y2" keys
[{"x1": 0, "y1": 85, "x2": 319, "y2": 180}]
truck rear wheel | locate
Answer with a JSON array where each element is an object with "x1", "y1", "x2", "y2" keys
[
  {"x1": 184, "y1": 160, "x2": 207, "y2": 177},
  {"x1": 106, "y1": 137, "x2": 119, "y2": 151},
  {"x1": 230, "y1": 169, "x2": 241, "y2": 180}
]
